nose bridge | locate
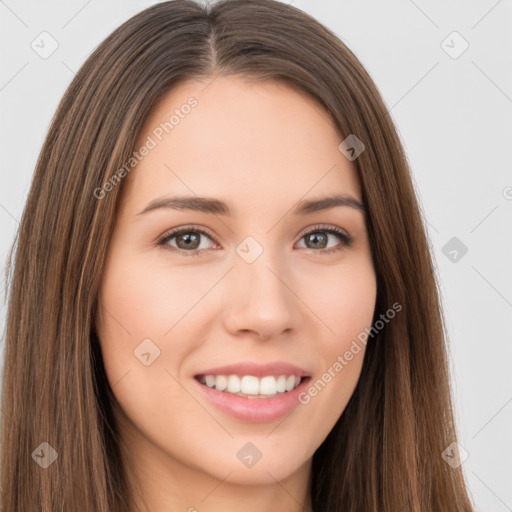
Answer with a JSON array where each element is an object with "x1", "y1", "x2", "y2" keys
[
  {"x1": 222, "y1": 235, "x2": 299, "y2": 338},
  {"x1": 236, "y1": 237, "x2": 291, "y2": 307}
]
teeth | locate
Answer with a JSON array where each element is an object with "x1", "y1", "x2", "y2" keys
[
  {"x1": 215, "y1": 375, "x2": 227, "y2": 391},
  {"x1": 241, "y1": 376, "x2": 259, "y2": 395},
  {"x1": 204, "y1": 375, "x2": 216, "y2": 388},
  {"x1": 227, "y1": 375, "x2": 241, "y2": 393},
  {"x1": 197, "y1": 374, "x2": 304, "y2": 397}
]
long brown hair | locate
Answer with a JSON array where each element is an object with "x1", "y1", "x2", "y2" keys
[{"x1": 1, "y1": 1, "x2": 474, "y2": 510}]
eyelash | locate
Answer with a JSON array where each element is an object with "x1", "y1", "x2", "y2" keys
[{"x1": 156, "y1": 223, "x2": 354, "y2": 258}]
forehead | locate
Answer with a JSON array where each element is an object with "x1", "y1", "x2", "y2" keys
[{"x1": 123, "y1": 76, "x2": 361, "y2": 214}]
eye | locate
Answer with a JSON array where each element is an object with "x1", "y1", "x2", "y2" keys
[
  {"x1": 296, "y1": 224, "x2": 353, "y2": 255},
  {"x1": 156, "y1": 223, "x2": 353, "y2": 257},
  {"x1": 156, "y1": 225, "x2": 218, "y2": 257}
]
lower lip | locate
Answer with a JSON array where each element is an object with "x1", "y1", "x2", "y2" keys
[{"x1": 192, "y1": 377, "x2": 311, "y2": 423}]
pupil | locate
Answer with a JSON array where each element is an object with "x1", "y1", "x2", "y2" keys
[
  {"x1": 178, "y1": 233, "x2": 199, "y2": 250},
  {"x1": 308, "y1": 232, "x2": 326, "y2": 249}
]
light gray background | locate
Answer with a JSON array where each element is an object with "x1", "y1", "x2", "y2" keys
[{"x1": 0, "y1": 1, "x2": 511, "y2": 510}]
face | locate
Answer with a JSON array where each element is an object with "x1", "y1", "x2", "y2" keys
[{"x1": 96, "y1": 76, "x2": 377, "y2": 492}]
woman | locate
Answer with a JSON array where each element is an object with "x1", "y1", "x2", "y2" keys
[{"x1": 1, "y1": 1, "x2": 475, "y2": 511}]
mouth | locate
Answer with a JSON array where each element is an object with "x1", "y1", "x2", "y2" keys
[
  {"x1": 194, "y1": 373, "x2": 311, "y2": 399},
  {"x1": 192, "y1": 371, "x2": 313, "y2": 422}
]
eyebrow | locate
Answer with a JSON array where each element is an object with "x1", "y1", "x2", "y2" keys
[{"x1": 137, "y1": 193, "x2": 366, "y2": 217}]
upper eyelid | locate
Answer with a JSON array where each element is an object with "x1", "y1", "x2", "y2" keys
[{"x1": 297, "y1": 223, "x2": 349, "y2": 237}]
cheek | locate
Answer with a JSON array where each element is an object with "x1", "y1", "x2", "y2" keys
[
  {"x1": 95, "y1": 255, "x2": 199, "y2": 445},
  {"x1": 299, "y1": 256, "x2": 377, "y2": 343},
  {"x1": 95, "y1": 250, "x2": 221, "y2": 410},
  {"x1": 95, "y1": 253, "x2": 173, "y2": 409},
  {"x1": 97, "y1": 250, "x2": 200, "y2": 347},
  {"x1": 100, "y1": 251, "x2": 223, "y2": 333},
  {"x1": 294, "y1": 259, "x2": 376, "y2": 421}
]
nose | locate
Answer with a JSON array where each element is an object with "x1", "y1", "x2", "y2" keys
[{"x1": 222, "y1": 251, "x2": 301, "y2": 341}]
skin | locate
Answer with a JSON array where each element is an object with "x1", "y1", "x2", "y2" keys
[{"x1": 96, "y1": 75, "x2": 377, "y2": 512}]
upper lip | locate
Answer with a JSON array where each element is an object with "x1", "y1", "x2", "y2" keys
[{"x1": 194, "y1": 361, "x2": 311, "y2": 378}]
